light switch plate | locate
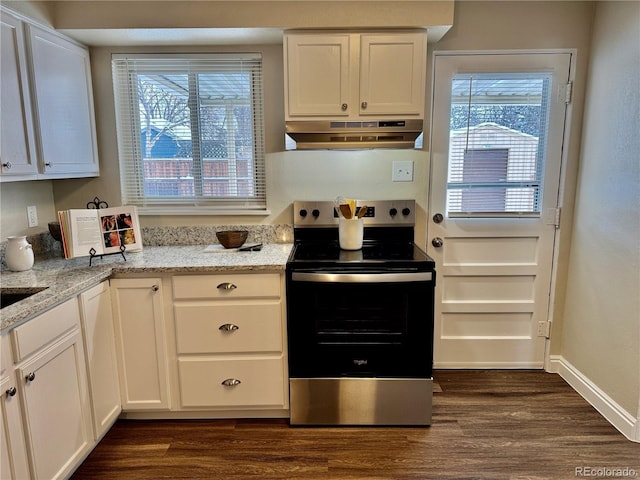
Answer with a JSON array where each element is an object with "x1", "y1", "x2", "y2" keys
[{"x1": 392, "y1": 160, "x2": 414, "y2": 182}]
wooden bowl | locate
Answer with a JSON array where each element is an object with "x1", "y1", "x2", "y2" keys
[{"x1": 216, "y1": 230, "x2": 248, "y2": 249}]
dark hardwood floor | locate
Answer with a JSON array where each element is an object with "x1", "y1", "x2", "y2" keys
[{"x1": 72, "y1": 371, "x2": 640, "y2": 480}]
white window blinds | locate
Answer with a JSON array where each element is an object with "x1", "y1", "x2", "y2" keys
[
  {"x1": 447, "y1": 73, "x2": 551, "y2": 216},
  {"x1": 112, "y1": 54, "x2": 266, "y2": 212}
]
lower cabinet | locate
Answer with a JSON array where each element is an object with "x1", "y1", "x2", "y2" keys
[
  {"x1": 11, "y1": 297, "x2": 93, "y2": 480},
  {"x1": 110, "y1": 277, "x2": 171, "y2": 411},
  {"x1": 0, "y1": 335, "x2": 30, "y2": 480},
  {"x1": 172, "y1": 273, "x2": 288, "y2": 412},
  {"x1": 78, "y1": 281, "x2": 121, "y2": 440}
]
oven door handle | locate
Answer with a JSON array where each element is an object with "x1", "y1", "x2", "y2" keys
[{"x1": 291, "y1": 271, "x2": 432, "y2": 283}]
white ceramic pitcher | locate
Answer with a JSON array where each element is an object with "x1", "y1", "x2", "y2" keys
[{"x1": 5, "y1": 236, "x2": 34, "y2": 271}]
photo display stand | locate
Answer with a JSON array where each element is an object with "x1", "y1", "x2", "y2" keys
[{"x1": 88, "y1": 245, "x2": 127, "y2": 266}]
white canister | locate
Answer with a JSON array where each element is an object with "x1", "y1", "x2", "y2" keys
[
  {"x1": 339, "y1": 218, "x2": 364, "y2": 250},
  {"x1": 5, "y1": 236, "x2": 34, "y2": 271}
]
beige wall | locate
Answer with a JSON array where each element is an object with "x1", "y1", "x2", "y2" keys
[
  {"x1": 0, "y1": 181, "x2": 57, "y2": 238},
  {"x1": 560, "y1": 1, "x2": 639, "y2": 417}
]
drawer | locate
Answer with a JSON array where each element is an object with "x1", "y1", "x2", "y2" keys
[
  {"x1": 178, "y1": 356, "x2": 285, "y2": 408},
  {"x1": 11, "y1": 297, "x2": 80, "y2": 362},
  {"x1": 173, "y1": 274, "x2": 280, "y2": 300},
  {"x1": 175, "y1": 302, "x2": 283, "y2": 354}
]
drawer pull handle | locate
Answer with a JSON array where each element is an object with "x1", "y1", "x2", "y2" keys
[
  {"x1": 5, "y1": 387, "x2": 17, "y2": 398},
  {"x1": 221, "y1": 378, "x2": 241, "y2": 387},
  {"x1": 217, "y1": 282, "x2": 237, "y2": 291},
  {"x1": 219, "y1": 323, "x2": 239, "y2": 332},
  {"x1": 25, "y1": 372, "x2": 36, "y2": 382}
]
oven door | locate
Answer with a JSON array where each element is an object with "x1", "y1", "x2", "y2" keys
[{"x1": 286, "y1": 269, "x2": 434, "y2": 379}]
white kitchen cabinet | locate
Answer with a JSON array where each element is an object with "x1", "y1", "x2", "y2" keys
[
  {"x1": 78, "y1": 281, "x2": 122, "y2": 440},
  {"x1": 27, "y1": 24, "x2": 99, "y2": 178},
  {"x1": 172, "y1": 273, "x2": 287, "y2": 410},
  {"x1": 284, "y1": 31, "x2": 426, "y2": 121},
  {"x1": 111, "y1": 278, "x2": 171, "y2": 411},
  {"x1": 11, "y1": 298, "x2": 93, "y2": 480},
  {"x1": 0, "y1": 11, "x2": 38, "y2": 180},
  {"x1": 0, "y1": 335, "x2": 30, "y2": 480}
]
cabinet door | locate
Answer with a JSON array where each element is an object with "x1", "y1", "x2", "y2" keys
[
  {"x1": 111, "y1": 278, "x2": 170, "y2": 411},
  {"x1": 0, "y1": 13, "x2": 38, "y2": 180},
  {"x1": 285, "y1": 34, "x2": 352, "y2": 117},
  {"x1": 359, "y1": 33, "x2": 426, "y2": 117},
  {"x1": 17, "y1": 331, "x2": 92, "y2": 480},
  {"x1": 79, "y1": 281, "x2": 121, "y2": 439},
  {"x1": 0, "y1": 335, "x2": 30, "y2": 480},
  {"x1": 27, "y1": 25, "x2": 99, "y2": 178}
]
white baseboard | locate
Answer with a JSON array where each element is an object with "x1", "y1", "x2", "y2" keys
[{"x1": 548, "y1": 355, "x2": 639, "y2": 442}]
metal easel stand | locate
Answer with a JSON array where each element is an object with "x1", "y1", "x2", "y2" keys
[{"x1": 88, "y1": 245, "x2": 127, "y2": 266}]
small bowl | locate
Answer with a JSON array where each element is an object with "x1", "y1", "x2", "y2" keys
[{"x1": 216, "y1": 230, "x2": 248, "y2": 249}]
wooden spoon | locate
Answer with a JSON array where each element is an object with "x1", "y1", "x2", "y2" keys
[
  {"x1": 339, "y1": 204, "x2": 353, "y2": 219},
  {"x1": 357, "y1": 205, "x2": 368, "y2": 218}
]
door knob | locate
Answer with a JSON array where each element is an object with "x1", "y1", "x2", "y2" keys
[
  {"x1": 433, "y1": 213, "x2": 444, "y2": 224},
  {"x1": 431, "y1": 237, "x2": 444, "y2": 248}
]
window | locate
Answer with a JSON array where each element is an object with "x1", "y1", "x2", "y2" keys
[
  {"x1": 447, "y1": 73, "x2": 551, "y2": 216},
  {"x1": 112, "y1": 54, "x2": 266, "y2": 213}
]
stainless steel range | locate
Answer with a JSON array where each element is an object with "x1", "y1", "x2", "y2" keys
[{"x1": 286, "y1": 200, "x2": 436, "y2": 426}]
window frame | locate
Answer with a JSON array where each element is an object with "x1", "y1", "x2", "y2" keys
[{"x1": 112, "y1": 53, "x2": 268, "y2": 215}]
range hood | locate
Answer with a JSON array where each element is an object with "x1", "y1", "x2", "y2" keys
[{"x1": 285, "y1": 119, "x2": 423, "y2": 150}]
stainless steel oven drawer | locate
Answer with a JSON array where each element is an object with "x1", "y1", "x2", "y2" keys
[{"x1": 289, "y1": 377, "x2": 432, "y2": 426}]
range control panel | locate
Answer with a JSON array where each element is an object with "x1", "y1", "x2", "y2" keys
[{"x1": 293, "y1": 200, "x2": 416, "y2": 227}]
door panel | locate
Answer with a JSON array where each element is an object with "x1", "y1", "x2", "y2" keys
[{"x1": 429, "y1": 53, "x2": 571, "y2": 368}]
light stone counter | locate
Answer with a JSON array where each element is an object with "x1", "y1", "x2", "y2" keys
[{"x1": 1, "y1": 244, "x2": 293, "y2": 331}]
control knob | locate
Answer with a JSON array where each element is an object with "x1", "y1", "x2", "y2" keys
[
  {"x1": 402, "y1": 207, "x2": 411, "y2": 216},
  {"x1": 299, "y1": 209, "x2": 308, "y2": 217},
  {"x1": 312, "y1": 209, "x2": 320, "y2": 218},
  {"x1": 389, "y1": 208, "x2": 398, "y2": 217}
]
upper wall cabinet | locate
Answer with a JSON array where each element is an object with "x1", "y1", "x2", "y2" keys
[
  {"x1": 1, "y1": 13, "x2": 39, "y2": 179},
  {"x1": 284, "y1": 31, "x2": 427, "y2": 121},
  {"x1": 0, "y1": 8, "x2": 99, "y2": 182}
]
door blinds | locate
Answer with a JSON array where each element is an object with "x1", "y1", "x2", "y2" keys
[{"x1": 447, "y1": 73, "x2": 551, "y2": 216}]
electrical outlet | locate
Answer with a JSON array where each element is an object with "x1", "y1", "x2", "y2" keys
[
  {"x1": 392, "y1": 160, "x2": 414, "y2": 182},
  {"x1": 27, "y1": 205, "x2": 38, "y2": 227}
]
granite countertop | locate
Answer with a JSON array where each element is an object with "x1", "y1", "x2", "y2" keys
[{"x1": 0, "y1": 244, "x2": 293, "y2": 332}]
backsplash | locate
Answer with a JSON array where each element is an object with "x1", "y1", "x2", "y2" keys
[
  {"x1": 1, "y1": 224, "x2": 293, "y2": 267},
  {"x1": 141, "y1": 224, "x2": 293, "y2": 246}
]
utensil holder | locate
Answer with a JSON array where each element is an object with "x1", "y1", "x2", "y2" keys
[{"x1": 339, "y1": 218, "x2": 364, "y2": 250}]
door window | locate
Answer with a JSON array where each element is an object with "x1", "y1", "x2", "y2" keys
[{"x1": 447, "y1": 73, "x2": 552, "y2": 217}]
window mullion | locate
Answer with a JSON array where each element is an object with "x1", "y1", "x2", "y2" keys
[{"x1": 188, "y1": 73, "x2": 204, "y2": 197}]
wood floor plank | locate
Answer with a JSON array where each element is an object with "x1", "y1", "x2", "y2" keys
[{"x1": 71, "y1": 371, "x2": 640, "y2": 479}]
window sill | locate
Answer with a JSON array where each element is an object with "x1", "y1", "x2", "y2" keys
[{"x1": 138, "y1": 206, "x2": 271, "y2": 216}]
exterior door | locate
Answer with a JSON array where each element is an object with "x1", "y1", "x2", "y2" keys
[{"x1": 428, "y1": 53, "x2": 572, "y2": 368}]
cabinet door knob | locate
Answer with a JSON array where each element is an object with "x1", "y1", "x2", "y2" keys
[
  {"x1": 25, "y1": 372, "x2": 36, "y2": 382},
  {"x1": 2, "y1": 162, "x2": 11, "y2": 170},
  {"x1": 219, "y1": 323, "x2": 239, "y2": 332},
  {"x1": 216, "y1": 282, "x2": 237, "y2": 291},
  {"x1": 44, "y1": 162, "x2": 52, "y2": 167},
  {"x1": 341, "y1": 103, "x2": 348, "y2": 111},
  {"x1": 151, "y1": 284, "x2": 159, "y2": 292},
  {"x1": 5, "y1": 387, "x2": 17, "y2": 398},
  {"x1": 361, "y1": 101, "x2": 368, "y2": 110},
  {"x1": 221, "y1": 378, "x2": 241, "y2": 387}
]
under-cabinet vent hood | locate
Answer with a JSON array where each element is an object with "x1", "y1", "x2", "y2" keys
[{"x1": 285, "y1": 120, "x2": 423, "y2": 150}]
